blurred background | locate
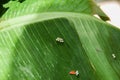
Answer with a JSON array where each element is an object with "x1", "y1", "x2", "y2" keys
[{"x1": 95, "y1": 0, "x2": 120, "y2": 28}]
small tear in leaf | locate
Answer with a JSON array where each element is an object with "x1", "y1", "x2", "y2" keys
[
  {"x1": 90, "y1": 62, "x2": 96, "y2": 71},
  {"x1": 18, "y1": 0, "x2": 25, "y2": 3},
  {"x1": 12, "y1": 0, "x2": 25, "y2": 3}
]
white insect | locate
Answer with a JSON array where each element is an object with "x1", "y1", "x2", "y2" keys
[
  {"x1": 75, "y1": 70, "x2": 79, "y2": 76},
  {"x1": 56, "y1": 37, "x2": 64, "y2": 43},
  {"x1": 112, "y1": 54, "x2": 116, "y2": 59}
]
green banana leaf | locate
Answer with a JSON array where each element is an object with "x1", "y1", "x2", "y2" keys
[
  {"x1": 0, "y1": 0, "x2": 120, "y2": 80},
  {"x1": 2, "y1": 0, "x2": 109, "y2": 20}
]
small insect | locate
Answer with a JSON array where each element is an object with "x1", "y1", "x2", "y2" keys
[
  {"x1": 112, "y1": 54, "x2": 116, "y2": 59},
  {"x1": 69, "y1": 70, "x2": 79, "y2": 76},
  {"x1": 75, "y1": 70, "x2": 79, "y2": 76},
  {"x1": 56, "y1": 37, "x2": 64, "y2": 43}
]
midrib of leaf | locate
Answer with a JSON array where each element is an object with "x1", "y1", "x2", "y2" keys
[{"x1": 0, "y1": 12, "x2": 110, "y2": 31}]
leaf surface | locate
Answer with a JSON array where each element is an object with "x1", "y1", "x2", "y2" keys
[{"x1": 0, "y1": 12, "x2": 120, "y2": 80}]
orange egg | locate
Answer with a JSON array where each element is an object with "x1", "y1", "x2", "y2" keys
[{"x1": 69, "y1": 70, "x2": 76, "y2": 75}]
